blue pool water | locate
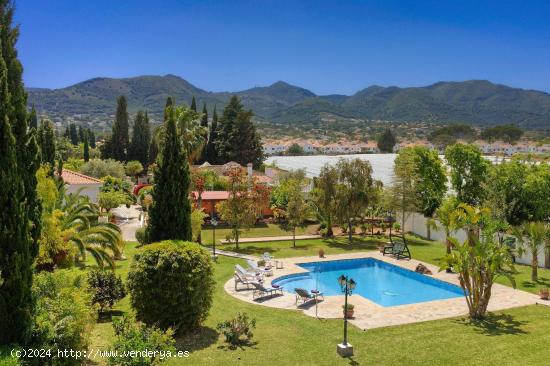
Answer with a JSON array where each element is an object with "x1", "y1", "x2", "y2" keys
[{"x1": 271, "y1": 258, "x2": 463, "y2": 307}]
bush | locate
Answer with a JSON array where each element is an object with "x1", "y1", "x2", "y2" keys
[
  {"x1": 87, "y1": 269, "x2": 126, "y2": 313},
  {"x1": 108, "y1": 316, "x2": 176, "y2": 366},
  {"x1": 31, "y1": 270, "x2": 96, "y2": 365},
  {"x1": 216, "y1": 313, "x2": 256, "y2": 347},
  {"x1": 127, "y1": 241, "x2": 215, "y2": 333},
  {"x1": 135, "y1": 227, "x2": 148, "y2": 245},
  {"x1": 80, "y1": 159, "x2": 125, "y2": 179}
]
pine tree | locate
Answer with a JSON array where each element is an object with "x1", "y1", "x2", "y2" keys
[
  {"x1": 216, "y1": 96, "x2": 264, "y2": 168},
  {"x1": 0, "y1": 0, "x2": 41, "y2": 344},
  {"x1": 146, "y1": 106, "x2": 192, "y2": 242},
  {"x1": 190, "y1": 96, "x2": 197, "y2": 112},
  {"x1": 204, "y1": 106, "x2": 218, "y2": 163},
  {"x1": 28, "y1": 104, "x2": 37, "y2": 129},
  {"x1": 83, "y1": 130, "x2": 90, "y2": 162},
  {"x1": 88, "y1": 128, "x2": 96, "y2": 148},
  {"x1": 69, "y1": 123, "x2": 78, "y2": 145},
  {"x1": 38, "y1": 119, "x2": 56, "y2": 174},
  {"x1": 109, "y1": 96, "x2": 130, "y2": 161},
  {"x1": 128, "y1": 110, "x2": 150, "y2": 168}
]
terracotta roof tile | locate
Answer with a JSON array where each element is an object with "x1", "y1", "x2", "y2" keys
[{"x1": 60, "y1": 169, "x2": 102, "y2": 185}]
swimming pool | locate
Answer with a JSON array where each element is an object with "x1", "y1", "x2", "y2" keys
[{"x1": 271, "y1": 258, "x2": 463, "y2": 307}]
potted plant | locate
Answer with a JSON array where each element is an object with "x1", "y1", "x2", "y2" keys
[
  {"x1": 343, "y1": 303, "x2": 354, "y2": 319},
  {"x1": 540, "y1": 287, "x2": 549, "y2": 300},
  {"x1": 318, "y1": 248, "x2": 325, "y2": 258}
]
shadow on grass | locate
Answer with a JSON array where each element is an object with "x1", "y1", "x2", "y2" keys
[
  {"x1": 454, "y1": 313, "x2": 528, "y2": 336},
  {"x1": 520, "y1": 276, "x2": 550, "y2": 289},
  {"x1": 217, "y1": 339, "x2": 259, "y2": 351},
  {"x1": 97, "y1": 310, "x2": 125, "y2": 323},
  {"x1": 176, "y1": 326, "x2": 219, "y2": 352}
]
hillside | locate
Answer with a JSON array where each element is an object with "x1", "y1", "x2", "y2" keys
[{"x1": 27, "y1": 76, "x2": 550, "y2": 129}]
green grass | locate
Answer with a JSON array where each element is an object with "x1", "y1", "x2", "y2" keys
[
  {"x1": 199, "y1": 223, "x2": 314, "y2": 244},
  {"x1": 84, "y1": 236, "x2": 550, "y2": 365}
]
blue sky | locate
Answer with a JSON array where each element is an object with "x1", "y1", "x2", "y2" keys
[{"x1": 16, "y1": 0, "x2": 550, "y2": 95}]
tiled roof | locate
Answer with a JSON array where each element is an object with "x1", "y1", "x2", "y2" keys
[
  {"x1": 191, "y1": 191, "x2": 230, "y2": 200},
  {"x1": 60, "y1": 169, "x2": 102, "y2": 185}
]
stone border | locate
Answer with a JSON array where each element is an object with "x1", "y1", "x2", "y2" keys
[{"x1": 224, "y1": 251, "x2": 548, "y2": 330}]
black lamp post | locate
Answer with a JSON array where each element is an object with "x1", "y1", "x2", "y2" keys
[
  {"x1": 211, "y1": 217, "x2": 218, "y2": 259},
  {"x1": 337, "y1": 274, "x2": 356, "y2": 357}
]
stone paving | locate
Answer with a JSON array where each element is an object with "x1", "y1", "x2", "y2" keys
[{"x1": 224, "y1": 251, "x2": 549, "y2": 330}]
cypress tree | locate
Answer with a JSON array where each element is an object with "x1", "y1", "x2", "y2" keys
[
  {"x1": 83, "y1": 130, "x2": 90, "y2": 162},
  {"x1": 63, "y1": 125, "x2": 70, "y2": 138},
  {"x1": 200, "y1": 104, "x2": 208, "y2": 128},
  {"x1": 28, "y1": 104, "x2": 37, "y2": 129},
  {"x1": 0, "y1": 0, "x2": 41, "y2": 344},
  {"x1": 110, "y1": 96, "x2": 130, "y2": 161},
  {"x1": 69, "y1": 123, "x2": 78, "y2": 145},
  {"x1": 377, "y1": 128, "x2": 397, "y2": 153},
  {"x1": 88, "y1": 128, "x2": 96, "y2": 148},
  {"x1": 190, "y1": 96, "x2": 197, "y2": 112},
  {"x1": 78, "y1": 125, "x2": 85, "y2": 143},
  {"x1": 146, "y1": 106, "x2": 192, "y2": 242},
  {"x1": 164, "y1": 96, "x2": 174, "y2": 121},
  {"x1": 128, "y1": 110, "x2": 150, "y2": 168},
  {"x1": 204, "y1": 106, "x2": 218, "y2": 163},
  {"x1": 216, "y1": 96, "x2": 264, "y2": 168},
  {"x1": 38, "y1": 119, "x2": 56, "y2": 174}
]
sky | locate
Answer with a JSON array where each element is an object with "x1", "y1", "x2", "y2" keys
[{"x1": 15, "y1": 0, "x2": 550, "y2": 95}]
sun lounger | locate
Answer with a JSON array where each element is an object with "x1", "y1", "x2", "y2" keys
[
  {"x1": 383, "y1": 235, "x2": 411, "y2": 260},
  {"x1": 234, "y1": 269, "x2": 257, "y2": 290},
  {"x1": 295, "y1": 288, "x2": 324, "y2": 305},
  {"x1": 262, "y1": 252, "x2": 274, "y2": 266},
  {"x1": 251, "y1": 282, "x2": 283, "y2": 299},
  {"x1": 247, "y1": 259, "x2": 273, "y2": 276},
  {"x1": 235, "y1": 264, "x2": 262, "y2": 280}
]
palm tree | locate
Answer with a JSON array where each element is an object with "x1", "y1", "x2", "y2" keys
[
  {"x1": 435, "y1": 197, "x2": 459, "y2": 255},
  {"x1": 513, "y1": 222, "x2": 549, "y2": 282},
  {"x1": 58, "y1": 189, "x2": 123, "y2": 268}
]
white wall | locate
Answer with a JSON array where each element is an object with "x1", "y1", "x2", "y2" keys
[
  {"x1": 402, "y1": 211, "x2": 548, "y2": 268},
  {"x1": 66, "y1": 184, "x2": 101, "y2": 203}
]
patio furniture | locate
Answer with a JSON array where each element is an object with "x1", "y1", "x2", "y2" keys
[
  {"x1": 251, "y1": 282, "x2": 284, "y2": 299},
  {"x1": 235, "y1": 264, "x2": 262, "y2": 279},
  {"x1": 275, "y1": 260, "x2": 284, "y2": 269},
  {"x1": 234, "y1": 269, "x2": 257, "y2": 290},
  {"x1": 262, "y1": 252, "x2": 274, "y2": 267},
  {"x1": 295, "y1": 288, "x2": 324, "y2": 305},
  {"x1": 247, "y1": 259, "x2": 274, "y2": 277},
  {"x1": 383, "y1": 235, "x2": 411, "y2": 260}
]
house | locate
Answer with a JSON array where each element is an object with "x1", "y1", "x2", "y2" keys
[
  {"x1": 191, "y1": 190, "x2": 273, "y2": 218},
  {"x1": 59, "y1": 169, "x2": 102, "y2": 202}
]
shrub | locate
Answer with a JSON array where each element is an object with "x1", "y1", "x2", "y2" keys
[
  {"x1": 127, "y1": 241, "x2": 215, "y2": 333},
  {"x1": 80, "y1": 159, "x2": 126, "y2": 179},
  {"x1": 87, "y1": 269, "x2": 126, "y2": 313},
  {"x1": 108, "y1": 316, "x2": 176, "y2": 366},
  {"x1": 31, "y1": 270, "x2": 96, "y2": 365},
  {"x1": 135, "y1": 227, "x2": 148, "y2": 245},
  {"x1": 216, "y1": 313, "x2": 256, "y2": 347}
]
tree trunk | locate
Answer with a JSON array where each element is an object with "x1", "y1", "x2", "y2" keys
[
  {"x1": 326, "y1": 215, "x2": 333, "y2": 237},
  {"x1": 426, "y1": 221, "x2": 431, "y2": 241},
  {"x1": 348, "y1": 219, "x2": 353, "y2": 243},
  {"x1": 293, "y1": 226, "x2": 296, "y2": 248},
  {"x1": 234, "y1": 226, "x2": 239, "y2": 250},
  {"x1": 532, "y1": 254, "x2": 538, "y2": 282}
]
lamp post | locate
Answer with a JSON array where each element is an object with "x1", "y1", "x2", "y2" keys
[
  {"x1": 211, "y1": 217, "x2": 218, "y2": 261},
  {"x1": 337, "y1": 274, "x2": 356, "y2": 357}
]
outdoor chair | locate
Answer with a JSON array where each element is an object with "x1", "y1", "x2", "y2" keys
[
  {"x1": 247, "y1": 259, "x2": 273, "y2": 276},
  {"x1": 235, "y1": 264, "x2": 263, "y2": 280},
  {"x1": 251, "y1": 282, "x2": 284, "y2": 299},
  {"x1": 234, "y1": 269, "x2": 257, "y2": 290},
  {"x1": 383, "y1": 235, "x2": 411, "y2": 260},
  {"x1": 295, "y1": 288, "x2": 324, "y2": 305},
  {"x1": 262, "y1": 252, "x2": 274, "y2": 267}
]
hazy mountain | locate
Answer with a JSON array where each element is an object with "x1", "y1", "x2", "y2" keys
[{"x1": 27, "y1": 75, "x2": 550, "y2": 129}]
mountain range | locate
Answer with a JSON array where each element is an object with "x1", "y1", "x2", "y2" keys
[{"x1": 27, "y1": 75, "x2": 550, "y2": 129}]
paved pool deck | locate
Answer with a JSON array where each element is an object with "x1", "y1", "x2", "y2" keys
[{"x1": 224, "y1": 251, "x2": 549, "y2": 330}]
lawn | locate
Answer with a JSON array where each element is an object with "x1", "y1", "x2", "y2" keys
[
  {"x1": 199, "y1": 223, "x2": 315, "y2": 244},
  {"x1": 83, "y1": 237, "x2": 550, "y2": 365}
]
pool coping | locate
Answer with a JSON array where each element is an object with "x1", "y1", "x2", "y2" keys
[{"x1": 224, "y1": 251, "x2": 549, "y2": 330}]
